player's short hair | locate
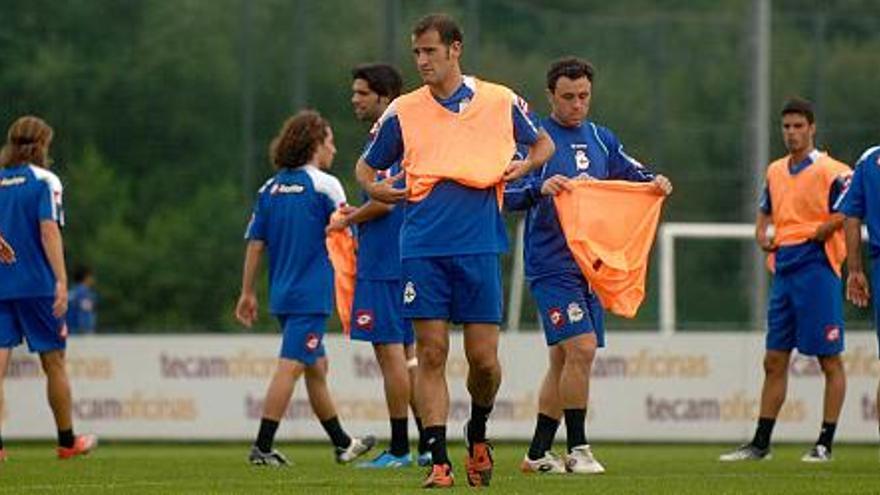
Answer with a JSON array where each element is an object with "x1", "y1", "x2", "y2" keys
[
  {"x1": 412, "y1": 13, "x2": 463, "y2": 46},
  {"x1": 269, "y1": 110, "x2": 329, "y2": 170},
  {"x1": 547, "y1": 57, "x2": 595, "y2": 92},
  {"x1": 0, "y1": 115, "x2": 53, "y2": 168},
  {"x1": 781, "y1": 97, "x2": 815, "y2": 124},
  {"x1": 351, "y1": 64, "x2": 403, "y2": 100}
]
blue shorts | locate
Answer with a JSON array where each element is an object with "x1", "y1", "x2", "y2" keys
[
  {"x1": 767, "y1": 261, "x2": 844, "y2": 357},
  {"x1": 277, "y1": 314, "x2": 326, "y2": 365},
  {"x1": 401, "y1": 254, "x2": 503, "y2": 324},
  {"x1": 530, "y1": 272, "x2": 605, "y2": 347},
  {"x1": 0, "y1": 298, "x2": 67, "y2": 353},
  {"x1": 350, "y1": 279, "x2": 414, "y2": 345}
]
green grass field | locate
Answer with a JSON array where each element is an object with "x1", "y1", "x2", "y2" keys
[{"x1": 1, "y1": 442, "x2": 878, "y2": 494}]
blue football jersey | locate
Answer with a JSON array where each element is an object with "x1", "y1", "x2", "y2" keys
[
  {"x1": 0, "y1": 163, "x2": 64, "y2": 299},
  {"x1": 504, "y1": 117, "x2": 655, "y2": 280},
  {"x1": 245, "y1": 165, "x2": 347, "y2": 315},
  {"x1": 838, "y1": 145, "x2": 880, "y2": 259},
  {"x1": 364, "y1": 76, "x2": 540, "y2": 258}
]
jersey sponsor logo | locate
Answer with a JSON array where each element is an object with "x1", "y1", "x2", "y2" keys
[
  {"x1": 355, "y1": 310, "x2": 374, "y2": 331},
  {"x1": 270, "y1": 183, "x2": 305, "y2": 195},
  {"x1": 0, "y1": 176, "x2": 26, "y2": 187},
  {"x1": 305, "y1": 332, "x2": 321, "y2": 351},
  {"x1": 547, "y1": 307, "x2": 565, "y2": 328},
  {"x1": 825, "y1": 325, "x2": 841, "y2": 342},
  {"x1": 567, "y1": 302, "x2": 585, "y2": 323},
  {"x1": 403, "y1": 281, "x2": 416, "y2": 305},
  {"x1": 514, "y1": 95, "x2": 530, "y2": 116}
]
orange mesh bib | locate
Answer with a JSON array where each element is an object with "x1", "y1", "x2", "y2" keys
[{"x1": 553, "y1": 180, "x2": 665, "y2": 318}]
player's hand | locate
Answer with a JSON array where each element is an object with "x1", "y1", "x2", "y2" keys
[
  {"x1": 756, "y1": 234, "x2": 777, "y2": 253},
  {"x1": 812, "y1": 223, "x2": 837, "y2": 242},
  {"x1": 366, "y1": 171, "x2": 407, "y2": 203},
  {"x1": 0, "y1": 235, "x2": 15, "y2": 264},
  {"x1": 540, "y1": 175, "x2": 572, "y2": 196},
  {"x1": 846, "y1": 270, "x2": 871, "y2": 308},
  {"x1": 52, "y1": 282, "x2": 68, "y2": 318},
  {"x1": 653, "y1": 175, "x2": 673, "y2": 196},
  {"x1": 325, "y1": 216, "x2": 348, "y2": 233},
  {"x1": 235, "y1": 292, "x2": 258, "y2": 328},
  {"x1": 503, "y1": 160, "x2": 532, "y2": 182}
]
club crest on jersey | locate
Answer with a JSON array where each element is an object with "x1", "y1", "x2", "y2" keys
[
  {"x1": 355, "y1": 310, "x2": 374, "y2": 331},
  {"x1": 567, "y1": 302, "x2": 585, "y2": 323},
  {"x1": 574, "y1": 149, "x2": 590, "y2": 171},
  {"x1": 403, "y1": 282, "x2": 416, "y2": 305},
  {"x1": 824, "y1": 325, "x2": 841, "y2": 342},
  {"x1": 548, "y1": 307, "x2": 565, "y2": 328},
  {"x1": 305, "y1": 332, "x2": 321, "y2": 351}
]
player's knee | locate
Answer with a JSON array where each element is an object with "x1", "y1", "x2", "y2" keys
[
  {"x1": 762, "y1": 354, "x2": 788, "y2": 376},
  {"x1": 39, "y1": 351, "x2": 66, "y2": 375},
  {"x1": 467, "y1": 350, "x2": 500, "y2": 377},
  {"x1": 418, "y1": 343, "x2": 447, "y2": 370},
  {"x1": 817, "y1": 355, "x2": 844, "y2": 375},
  {"x1": 563, "y1": 336, "x2": 596, "y2": 367}
]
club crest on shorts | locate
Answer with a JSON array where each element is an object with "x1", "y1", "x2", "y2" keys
[
  {"x1": 355, "y1": 310, "x2": 374, "y2": 331},
  {"x1": 305, "y1": 332, "x2": 321, "y2": 351},
  {"x1": 548, "y1": 307, "x2": 565, "y2": 328},
  {"x1": 567, "y1": 302, "x2": 585, "y2": 323},
  {"x1": 403, "y1": 281, "x2": 416, "y2": 305},
  {"x1": 824, "y1": 325, "x2": 841, "y2": 342}
]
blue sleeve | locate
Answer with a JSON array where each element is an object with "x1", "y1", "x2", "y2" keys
[
  {"x1": 504, "y1": 167, "x2": 542, "y2": 211},
  {"x1": 838, "y1": 164, "x2": 865, "y2": 219},
  {"x1": 512, "y1": 96, "x2": 540, "y2": 146},
  {"x1": 601, "y1": 127, "x2": 655, "y2": 182},
  {"x1": 363, "y1": 115, "x2": 403, "y2": 171},
  {"x1": 244, "y1": 191, "x2": 268, "y2": 241},
  {"x1": 759, "y1": 183, "x2": 772, "y2": 214},
  {"x1": 828, "y1": 175, "x2": 848, "y2": 213}
]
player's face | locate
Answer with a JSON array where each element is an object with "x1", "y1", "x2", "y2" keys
[
  {"x1": 781, "y1": 113, "x2": 815, "y2": 154},
  {"x1": 351, "y1": 78, "x2": 384, "y2": 122},
  {"x1": 411, "y1": 29, "x2": 461, "y2": 86},
  {"x1": 314, "y1": 127, "x2": 337, "y2": 170},
  {"x1": 548, "y1": 76, "x2": 591, "y2": 127}
]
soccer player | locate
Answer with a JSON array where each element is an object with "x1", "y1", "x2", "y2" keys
[
  {"x1": 355, "y1": 14, "x2": 555, "y2": 488},
  {"x1": 720, "y1": 98, "x2": 850, "y2": 463},
  {"x1": 327, "y1": 63, "x2": 430, "y2": 468},
  {"x1": 0, "y1": 233, "x2": 13, "y2": 264},
  {"x1": 0, "y1": 115, "x2": 96, "y2": 461},
  {"x1": 67, "y1": 265, "x2": 97, "y2": 335},
  {"x1": 237, "y1": 110, "x2": 375, "y2": 466},
  {"x1": 505, "y1": 57, "x2": 672, "y2": 475},
  {"x1": 838, "y1": 144, "x2": 880, "y2": 439}
]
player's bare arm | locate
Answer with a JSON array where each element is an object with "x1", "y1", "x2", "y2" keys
[
  {"x1": 504, "y1": 130, "x2": 555, "y2": 182},
  {"x1": 0, "y1": 233, "x2": 14, "y2": 264},
  {"x1": 357, "y1": 158, "x2": 407, "y2": 203},
  {"x1": 235, "y1": 240, "x2": 264, "y2": 328},
  {"x1": 755, "y1": 212, "x2": 776, "y2": 252},
  {"x1": 39, "y1": 220, "x2": 68, "y2": 317},
  {"x1": 844, "y1": 217, "x2": 870, "y2": 307},
  {"x1": 813, "y1": 212, "x2": 845, "y2": 242},
  {"x1": 326, "y1": 200, "x2": 394, "y2": 233}
]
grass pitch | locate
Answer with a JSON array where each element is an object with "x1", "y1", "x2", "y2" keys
[{"x1": 1, "y1": 442, "x2": 878, "y2": 494}]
